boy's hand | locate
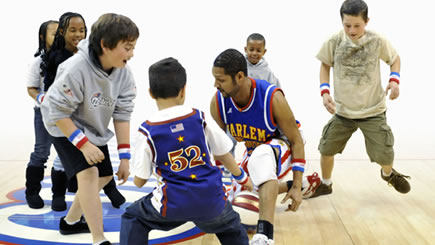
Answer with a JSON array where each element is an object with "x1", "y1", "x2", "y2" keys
[
  {"x1": 385, "y1": 82, "x2": 400, "y2": 100},
  {"x1": 242, "y1": 177, "x2": 254, "y2": 192},
  {"x1": 322, "y1": 93, "x2": 336, "y2": 114},
  {"x1": 80, "y1": 142, "x2": 105, "y2": 165},
  {"x1": 116, "y1": 159, "x2": 130, "y2": 185},
  {"x1": 282, "y1": 185, "x2": 302, "y2": 212}
]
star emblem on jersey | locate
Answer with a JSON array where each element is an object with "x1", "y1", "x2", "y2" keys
[
  {"x1": 177, "y1": 135, "x2": 184, "y2": 143},
  {"x1": 190, "y1": 174, "x2": 197, "y2": 179}
]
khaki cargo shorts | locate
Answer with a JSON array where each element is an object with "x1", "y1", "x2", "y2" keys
[{"x1": 318, "y1": 112, "x2": 394, "y2": 165}]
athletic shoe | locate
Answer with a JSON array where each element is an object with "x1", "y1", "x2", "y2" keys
[
  {"x1": 59, "y1": 216, "x2": 90, "y2": 235},
  {"x1": 310, "y1": 182, "x2": 332, "y2": 198},
  {"x1": 302, "y1": 172, "x2": 321, "y2": 199},
  {"x1": 250, "y1": 234, "x2": 274, "y2": 245},
  {"x1": 381, "y1": 169, "x2": 411, "y2": 193}
]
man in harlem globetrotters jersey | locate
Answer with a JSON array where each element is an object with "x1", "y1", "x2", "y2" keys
[{"x1": 210, "y1": 49, "x2": 306, "y2": 245}]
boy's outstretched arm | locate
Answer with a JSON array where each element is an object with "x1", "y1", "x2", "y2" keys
[
  {"x1": 320, "y1": 62, "x2": 336, "y2": 114},
  {"x1": 214, "y1": 153, "x2": 253, "y2": 191},
  {"x1": 385, "y1": 55, "x2": 401, "y2": 100}
]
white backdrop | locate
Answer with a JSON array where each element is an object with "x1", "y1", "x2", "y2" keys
[{"x1": 0, "y1": 0, "x2": 434, "y2": 161}]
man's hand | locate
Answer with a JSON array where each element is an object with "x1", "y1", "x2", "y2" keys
[
  {"x1": 322, "y1": 93, "x2": 336, "y2": 114},
  {"x1": 116, "y1": 159, "x2": 130, "y2": 185},
  {"x1": 80, "y1": 141, "x2": 105, "y2": 165},
  {"x1": 282, "y1": 185, "x2": 302, "y2": 212}
]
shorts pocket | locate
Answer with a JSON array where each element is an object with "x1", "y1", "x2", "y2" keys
[
  {"x1": 320, "y1": 120, "x2": 334, "y2": 143},
  {"x1": 381, "y1": 125, "x2": 394, "y2": 147}
]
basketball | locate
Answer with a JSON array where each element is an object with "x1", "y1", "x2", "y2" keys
[{"x1": 231, "y1": 190, "x2": 259, "y2": 229}]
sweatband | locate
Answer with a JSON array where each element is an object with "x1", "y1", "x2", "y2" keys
[
  {"x1": 291, "y1": 158, "x2": 306, "y2": 173},
  {"x1": 232, "y1": 167, "x2": 248, "y2": 185},
  {"x1": 36, "y1": 93, "x2": 45, "y2": 104},
  {"x1": 320, "y1": 83, "x2": 330, "y2": 96},
  {"x1": 68, "y1": 129, "x2": 88, "y2": 149},
  {"x1": 118, "y1": 144, "x2": 131, "y2": 160},
  {"x1": 389, "y1": 72, "x2": 400, "y2": 84}
]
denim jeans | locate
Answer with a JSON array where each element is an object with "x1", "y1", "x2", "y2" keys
[
  {"x1": 28, "y1": 107, "x2": 52, "y2": 168},
  {"x1": 120, "y1": 194, "x2": 249, "y2": 245},
  {"x1": 28, "y1": 107, "x2": 64, "y2": 171}
]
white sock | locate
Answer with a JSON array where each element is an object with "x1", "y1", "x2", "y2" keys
[
  {"x1": 382, "y1": 169, "x2": 392, "y2": 177},
  {"x1": 322, "y1": 179, "x2": 332, "y2": 186},
  {"x1": 65, "y1": 218, "x2": 81, "y2": 225},
  {"x1": 93, "y1": 240, "x2": 108, "y2": 245}
]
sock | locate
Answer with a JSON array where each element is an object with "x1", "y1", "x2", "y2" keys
[
  {"x1": 322, "y1": 178, "x2": 332, "y2": 186},
  {"x1": 65, "y1": 217, "x2": 81, "y2": 225},
  {"x1": 93, "y1": 240, "x2": 108, "y2": 245},
  {"x1": 256, "y1": 220, "x2": 274, "y2": 240},
  {"x1": 382, "y1": 169, "x2": 392, "y2": 177}
]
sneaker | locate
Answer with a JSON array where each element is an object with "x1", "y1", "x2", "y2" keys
[
  {"x1": 381, "y1": 169, "x2": 411, "y2": 194},
  {"x1": 310, "y1": 182, "x2": 332, "y2": 198},
  {"x1": 302, "y1": 172, "x2": 321, "y2": 199},
  {"x1": 59, "y1": 216, "x2": 90, "y2": 235},
  {"x1": 250, "y1": 234, "x2": 274, "y2": 245},
  {"x1": 99, "y1": 241, "x2": 112, "y2": 245}
]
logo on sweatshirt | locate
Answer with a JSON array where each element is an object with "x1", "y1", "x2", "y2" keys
[{"x1": 90, "y1": 92, "x2": 115, "y2": 109}]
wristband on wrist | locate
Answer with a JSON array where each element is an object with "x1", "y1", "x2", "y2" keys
[
  {"x1": 320, "y1": 83, "x2": 330, "y2": 96},
  {"x1": 389, "y1": 72, "x2": 400, "y2": 84},
  {"x1": 68, "y1": 129, "x2": 88, "y2": 149},
  {"x1": 232, "y1": 167, "x2": 249, "y2": 185},
  {"x1": 291, "y1": 158, "x2": 306, "y2": 173},
  {"x1": 118, "y1": 144, "x2": 131, "y2": 160},
  {"x1": 36, "y1": 93, "x2": 45, "y2": 104}
]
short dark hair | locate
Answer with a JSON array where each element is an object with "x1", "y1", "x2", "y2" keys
[
  {"x1": 213, "y1": 49, "x2": 247, "y2": 79},
  {"x1": 247, "y1": 33, "x2": 266, "y2": 46},
  {"x1": 340, "y1": 0, "x2": 368, "y2": 22},
  {"x1": 89, "y1": 13, "x2": 139, "y2": 56},
  {"x1": 149, "y1": 57, "x2": 186, "y2": 99}
]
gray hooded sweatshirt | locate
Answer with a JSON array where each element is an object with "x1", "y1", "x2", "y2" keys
[
  {"x1": 246, "y1": 57, "x2": 281, "y2": 88},
  {"x1": 41, "y1": 39, "x2": 136, "y2": 146}
]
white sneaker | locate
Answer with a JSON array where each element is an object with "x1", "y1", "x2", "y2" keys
[{"x1": 250, "y1": 234, "x2": 274, "y2": 245}]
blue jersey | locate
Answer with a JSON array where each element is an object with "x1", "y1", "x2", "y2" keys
[
  {"x1": 139, "y1": 109, "x2": 226, "y2": 220},
  {"x1": 215, "y1": 78, "x2": 281, "y2": 156}
]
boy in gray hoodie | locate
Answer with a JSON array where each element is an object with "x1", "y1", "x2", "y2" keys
[
  {"x1": 244, "y1": 33, "x2": 281, "y2": 88},
  {"x1": 41, "y1": 13, "x2": 139, "y2": 245}
]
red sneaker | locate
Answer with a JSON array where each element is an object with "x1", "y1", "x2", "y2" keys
[{"x1": 302, "y1": 172, "x2": 321, "y2": 199}]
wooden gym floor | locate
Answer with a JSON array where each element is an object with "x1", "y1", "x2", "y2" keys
[{"x1": 1, "y1": 155, "x2": 434, "y2": 244}]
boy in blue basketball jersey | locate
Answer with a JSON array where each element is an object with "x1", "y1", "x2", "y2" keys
[
  {"x1": 211, "y1": 49, "x2": 306, "y2": 245},
  {"x1": 120, "y1": 58, "x2": 253, "y2": 245}
]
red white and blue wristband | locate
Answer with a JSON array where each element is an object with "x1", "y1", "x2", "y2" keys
[
  {"x1": 232, "y1": 167, "x2": 249, "y2": 185},
  {"x1": 36, "y1": 93, "x2": 45, "y2": 104},
  {"x1": 68, "y1": 129, "x2": 88, "y2": 150},
  {"x1": 320, "y1": 83, "x2": 330, "y2": 96},
  {"x1": 291, "y1": 158, "x2": 306, "y2": 173},
  {"x1": 389, "y1": 72, "x2": 400, "y2": 85},
  {"x1": 118, "y1": 144, "x2": 131, "y2": 160}
]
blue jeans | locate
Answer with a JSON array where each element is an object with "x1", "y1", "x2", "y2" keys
[
  {"x1": 28, "y1": 107, "x2": 64, "y2": 171},
  {"x1": 28, "y1": 107, "x2": 52, "y2": 168},
  {"x1": 120, "y1": 194, "x2": 249, "y2": 245}
]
